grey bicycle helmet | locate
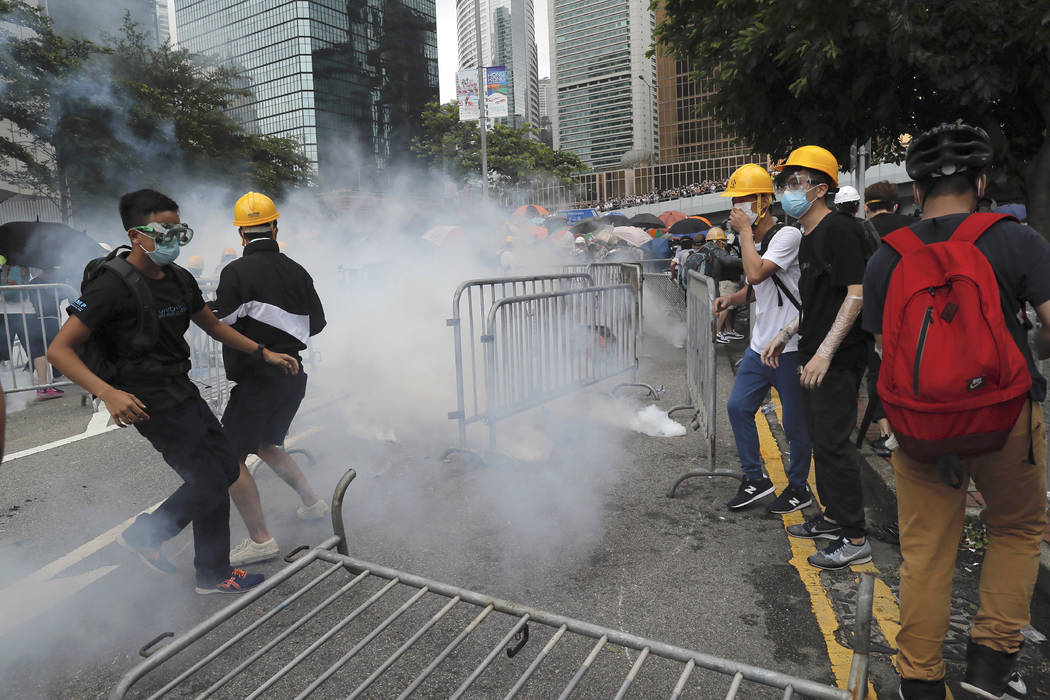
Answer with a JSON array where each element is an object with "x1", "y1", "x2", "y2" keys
[{"x1": 905, "y1": 122, "x2": 993, "y2": 181}]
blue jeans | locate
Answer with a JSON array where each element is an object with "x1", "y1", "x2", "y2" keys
[{"x1": 726, "y1": 348, "x2": 812, "y2": 485}]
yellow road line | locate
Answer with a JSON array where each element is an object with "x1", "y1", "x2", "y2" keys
[
  {"x1": 764, "y1": 392, "x2": 902, "y2": 688},
  {"x1": 755, "y1": 405, "x2": 875, "y2": 696}
]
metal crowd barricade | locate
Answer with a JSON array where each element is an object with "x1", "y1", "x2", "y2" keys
[
  {"x1": 481, "y1": 283, "x2": 639, "y2": 448},
  {"x1": 0, "y1": 282, "x2": 78, "y2": 394},
  {"x1": 112, "y1": 467, "x2": 875, "y2": 699},
  {"x1": 668, "y1": 271, "x2": 741, "y2": 496},
  {"x1": 640, "y1": 258, "x2": 686, "y2": 321},
  {"x1": 447, "y1": 273, "x2": 595, "y2": 449}
]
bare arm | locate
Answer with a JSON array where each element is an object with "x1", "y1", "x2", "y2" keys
[
  {"x1": 191, "y1": 306, "x2": 300, "y2": 374},
  {"x1": 46, "y1": 316, "x2": 149, "y2": 426}
]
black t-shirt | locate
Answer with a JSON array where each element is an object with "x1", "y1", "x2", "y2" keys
[
  {"x1": 68, "y1": 265, "x2": 205, "y2": 412},
  {"x1": 863, "y1": 213, "x2": 1050, "y2": 401},
  {"x1": 797, "y1": 211, "x2": 869, "y2": 368},
  {"x1": 868, "y1": 212, "x2": 916, "y2": 238}
]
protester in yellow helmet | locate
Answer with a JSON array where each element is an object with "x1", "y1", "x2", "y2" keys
[
  {"x1": 716, "y1": 163, "x2": 812, "y2": 514},
  {"x1": 765, "y1": 145, "x2": 871, "y2": 572},
  {"x1": 213, "y1": 192, "x2": 328, "y2": 566}
]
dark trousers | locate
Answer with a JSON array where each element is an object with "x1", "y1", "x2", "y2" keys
[
  {"x1": 803, "y1": 364, "x2": 866, "y2": 538},
  {"x1": 865, "y1": 341, "x2": 886, "y2": 424},
  {"x1": 132, "y1": 397, "x2": 239, "y2": 583}
]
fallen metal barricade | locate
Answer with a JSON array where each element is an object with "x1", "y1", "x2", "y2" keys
[
  {"x1": 447, "y1": 273, "x2": 595, "y2": 449},
  {"x1": 112, "y1": 467, "x2": 874, "y2": 699},
  {"x1": 668, "y1": 271, "x2": 740, "y2": 496},
  {"x1": 482, "y1": 284, "x2": 639, "y2": 449},
  {"x1": 0, "y1": 283, "x2": 78, "y2": 395}
]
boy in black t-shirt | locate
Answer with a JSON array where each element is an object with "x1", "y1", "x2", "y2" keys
[
  {"x1": 762, "y1": 146, "x2": 871, "y2": 571},
  {"x1": 47, "y1": 189, "x2": 300, "y2": 595}
]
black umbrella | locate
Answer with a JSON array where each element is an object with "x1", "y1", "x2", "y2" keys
[
  {"x1": 0, "y1": 221, "x2": 108, "y2": 269},
  {"x1": 626, "y1": 213, "x2": 666, "y2": 229},
  {"x1": 667, "y1": 218, "x2": 710, "y2": 236},
  {"x1": 570, "y1": 218, "x2": 609, "y2": 234},
  {"x1": 600, "y1": 213, "x2": 629, "y2": 225}
]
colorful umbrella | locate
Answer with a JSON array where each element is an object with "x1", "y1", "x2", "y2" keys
[
  {"x1": 513, "y1": 204, "x2": 550, "y2": 219},
  {"x1": 659, "y1": 210, "x2": 687, "y2": 227},
  {"x1": 422, "y1": 225, "x2": 464, "y2": 247},
  {"x1": 612, "y1": 226, "x2": 652, "y2": 247}
]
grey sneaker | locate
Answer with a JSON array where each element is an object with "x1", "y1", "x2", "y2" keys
[
  {"x1": 808, "y1": 537, "x2": 872, "y2": 570},
  {"x1": 786, "y1": 515, "x2": 843, "y2": 540}
]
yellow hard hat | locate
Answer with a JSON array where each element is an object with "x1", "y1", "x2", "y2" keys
[
  {"x1": 233, "y1": 191, "x2": 280, "y2": 227},
  {"x1": 187, "y1": 255, "x2": 204, "y2": 268},
  {"x1": 780, "y1": 145, "x2": 839, "y2": 186},
  {"x1": 721, "y1": 164, "x2": 774, "y2": 197},
  {"x1": 705, "y1": 226, "x2": 726, "y2": 241}
]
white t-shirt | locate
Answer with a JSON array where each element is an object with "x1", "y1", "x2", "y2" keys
[{"x1": 749, "y1": 224, "x2": 803, "y2": 355}]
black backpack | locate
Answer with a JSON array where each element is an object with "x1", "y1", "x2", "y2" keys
[
  {"x1": 710, "y1": 246, "x2": 743, "y2": 282},
  {"x1": 76, "y1": 246, "x2": 191, "y2": 382}
]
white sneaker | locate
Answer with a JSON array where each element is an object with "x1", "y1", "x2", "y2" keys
[
  {"x1": 296, "y1": 499, "x2": 329, "y2": 521},
  {"x1": 229, "y1": 537, "x2": 280, "y2": 566}
]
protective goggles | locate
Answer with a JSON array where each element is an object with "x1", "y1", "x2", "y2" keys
[
  {"x1": 131, "y1": 222, "x2": 194, "y2": 246},
  {"x1": 775, "y1": 173, "x2": 814, "y2": 194}
]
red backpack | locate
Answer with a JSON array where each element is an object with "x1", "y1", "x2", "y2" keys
[{"x1": 877, "y1": 213, "x2": 1030, "y2": 482}]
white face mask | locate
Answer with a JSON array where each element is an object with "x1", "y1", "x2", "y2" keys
[{"x1": 733, "y1": 201, "x2": 759, "y2": 225}]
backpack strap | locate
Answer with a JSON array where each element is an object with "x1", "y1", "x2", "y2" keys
[
  {"x1": 950, "y1": 212, "x2": 1017, "y2": 245},
  {"x1": 101, "y1": 256, "x2": 158, "y2": 352},
  {"x1": 882, "y1": 225, "x2": 926, "y2": 257},
  {"x1": 771, "y1": 273, "x2": 802, "y2": 311}
]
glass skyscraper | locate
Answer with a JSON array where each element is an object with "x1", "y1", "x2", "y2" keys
[
  {"x1": 549, "y1": 0, "x2": 656, "y2": 170},
  {"x1": 174, "y1": 0, "x2": 438, "y2": 184}
]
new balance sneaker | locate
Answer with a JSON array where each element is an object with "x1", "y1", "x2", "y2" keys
[
  {"x1": 296, "y1": 499, "x2": 330, "y2": 521},
  {"x1": 807, "y1": 536, "x2": 872, "y2": 570},
  {"x1": 117, "y1": 523, "x2": 175, "y2": 575},
  {"x1": 786, "y1": 515, "x2": 843, "y2": 540},
  {"x1": 898, "y1": 677, "x2": 946, "y2": 699},
  {"x1": 961, "y1": 641, "x2": 1026, "y2": 699},
  {"x1": 767, "y1": 482, "x2": 813, "y2": 514},
  {"x1": 727, "y1": 477, "x2": 776, "y2": 510},
  {"x1": 723, "y1": 330, "x2": 745, "y2": 340},
  {"x1": 36, "y1": 386, "x2": 64, "y2": 400},
  {"x1": 715, "y1": 332, "x2": 731, "y2": 344},
  {"x1": 196, "y1": 569, "x2": 266, "y2": 595},
  {"x1": 229, "y1": 537, "x2": 280, "y2": 566}
]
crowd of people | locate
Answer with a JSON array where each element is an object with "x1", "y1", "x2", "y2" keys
[
  {"x1": 589, "y1": 178, "x2": 729, "y2": 212},
  {"x1": 685, "y1": 126, "x2": 1046, "y2": 700}
]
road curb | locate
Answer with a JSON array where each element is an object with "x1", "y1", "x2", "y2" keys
[{"x1": 856, "y1": 447, "x2": 1050, "y2": 602}]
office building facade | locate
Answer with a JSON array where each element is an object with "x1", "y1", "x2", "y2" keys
[
  {"x1": 456, "y1": 0, "x2": 539, "y2": 128},
  {"x1": 548, "y1": 0, "x2": 656, "y2": 170},
  {"x1": 175, "y1": 0, "x2": 438, "y2": 183}
]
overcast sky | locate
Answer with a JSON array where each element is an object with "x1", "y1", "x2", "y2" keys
[{"x1": 436, "y1": 0, "x2": 550, "y2": 103}]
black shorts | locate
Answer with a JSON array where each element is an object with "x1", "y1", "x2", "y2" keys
[{"x1": 221, "y1": 368, "x2": 307, "y2": 459}]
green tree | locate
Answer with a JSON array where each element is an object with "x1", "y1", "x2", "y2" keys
[
  {"x1": 412, "y1": 101, "x2": 585, "y2": 196},
  {"x1": 654, "y1": 0, "x2": 1050, "y2": 234},
  {"x1": 0, "y1": 2, "x2": 311, "y2": 220}
]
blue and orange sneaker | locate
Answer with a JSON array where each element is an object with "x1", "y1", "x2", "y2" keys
[{"x1": 195, "y1": 569, "x2": 266, "y2": 595}]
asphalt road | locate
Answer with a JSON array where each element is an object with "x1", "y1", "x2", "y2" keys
[{"x1": 1, "y1": 312, "x2": 1048, "y2": 699}]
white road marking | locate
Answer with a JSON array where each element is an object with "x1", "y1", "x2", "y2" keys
[
  {"x1": 0, "y1": 428, "x2": 320, "y2": 637},
  {"x1": 4, "y1": 406, "x2": 118, "y2": 462}
]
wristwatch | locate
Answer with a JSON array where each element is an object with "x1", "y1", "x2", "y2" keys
[{"x1": 252, "y1": 343, "x2": 266, "y2": 360}]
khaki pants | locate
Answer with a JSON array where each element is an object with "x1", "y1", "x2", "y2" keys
[{"x1": 893, "y1": 401, "x2": 1048, "y2": 680}]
